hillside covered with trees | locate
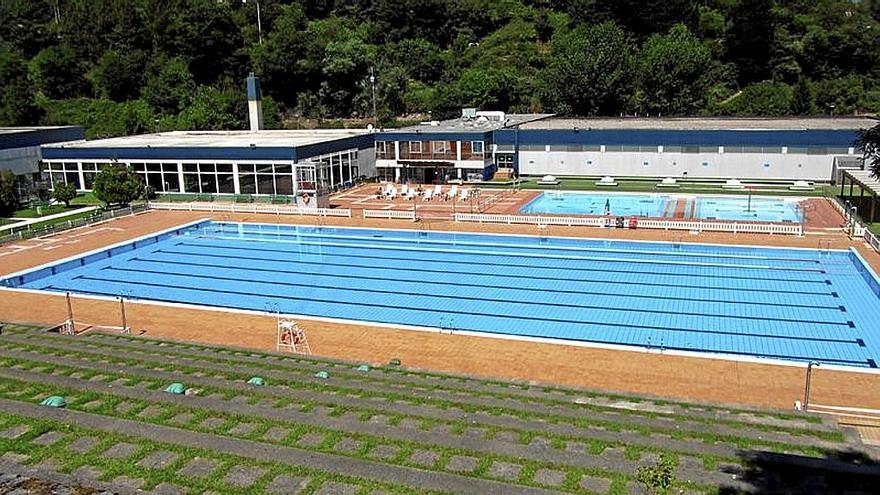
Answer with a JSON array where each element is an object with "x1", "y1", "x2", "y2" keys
[{"x1": 1, "y1": 0, "x2": 879, "y2": 138}]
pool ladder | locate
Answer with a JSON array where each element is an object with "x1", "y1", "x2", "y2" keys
[
  {"x1": 439, "y1": 316, "x2": 456, "y2": 335},
  {"x1": 817, "y1": 239, "x2": 833, "y2": 259}
]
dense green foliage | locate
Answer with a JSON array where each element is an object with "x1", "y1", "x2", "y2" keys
[
  {"x1": 51, "y1": 182, "x2": 77, "y2": 207},
  {"x1": 857, "y1": 123, "x2": 880, "y2": 178},
  {"x1": 91, "y1": 164, "x2": 144, "y2": 207},
  {"x1": 0, "y1": 170, "x2": 17, "y2": 217},
  {"x1": 1, "y1": 0, "x2": 878, "y2": 136}
]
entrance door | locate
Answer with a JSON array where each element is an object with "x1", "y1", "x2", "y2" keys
[{"x1": 424, "y1": 168, "x2": 436, "y2": 184}]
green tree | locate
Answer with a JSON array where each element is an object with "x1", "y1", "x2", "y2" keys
[
  {"x1": 446, "y1": 66, "x2": 520, "y2": 110},
  {"x1": 141, "y1": 56, "x2": 196, "y2": 115},
  {"x1": 724, "y1": 0, "x2": 774, "y2": 84},
  {"x1": 790, "y1": 77, "x2": 815, "y2": 115},
  {"x1": 161, "y1": 0, "x2": 244, "y2": 84},
  {"x1": 250, "y1": 4, "x2": 310, "y2": 107},
  {"x1": 92, "y1": 163, "x2": 143, "y2": 207},
  {"x1": 638, "y1": 24, "x2": 713, "y2": 115},
  {"x1": 177, "y1": 86, "x2": 246, "y2": 130},
  {"x1": 52, "y1": 182, "x2": 77, "y2": 207},
  {"x1": 856, "y1": 123, "x2": 880, "y2": 179},
  {"x1": 543, "y1": 22, "x2": 635, "y2": 115},
  {"x1": 722, "y1": 81, "x2": 793, "y2": 116},
  {"x1": 0, "y1": 170, "x2": 18, "y2": 217},
  {"x1": 29, "y1": 44, "x2": 91, "y2": 99},
  {"x1": 0, "y1": 48, "x2": 39, "y2": 125},
  {"x1": 91, "y1": 49, "x2": 146, "y2": 102}
]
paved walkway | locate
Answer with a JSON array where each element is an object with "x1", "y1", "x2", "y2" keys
[{"x1": 0, "y1": 205, "x2": 99, "y2": 232}]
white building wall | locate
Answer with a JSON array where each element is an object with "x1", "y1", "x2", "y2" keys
[{"x1": 519, "y1": 150, "x2": 842, "y2": 181}]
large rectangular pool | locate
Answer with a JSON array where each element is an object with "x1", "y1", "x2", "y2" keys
[
  {"x1": 3, "y1": 221, "x2": 878, "y2": 368},
  {"x1": 520, "y1": 192, "x2": 671, "y2": 217}
]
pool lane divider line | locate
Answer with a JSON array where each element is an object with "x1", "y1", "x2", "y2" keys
[
  {"x1": 201, "y1": 227, "x2": 826, "y2": 265},
  {"x1": 9, "y1": 284, "x2": 877, "y2": 372},
  {"x1": 173, "y1": 241, "x2": 831, "y2": 286},
  {"x1": 126, "y1": 256, "x2": 844, "y2": 311},
  {"x1": 99, "y1": 265, "x2": 850, "y2": 323},
  {"x1": 209, "y1": 220, "x2": 848, "y2": 255},
  {"x1": 38, "y1": 282, "x2": 876, "y2": 366},
  {"x1": 57, "y1": 273, "x2": 861, "y2": 341},
  {"x1": 157, "y1": 248, "x2": 837, "y2": 297}
]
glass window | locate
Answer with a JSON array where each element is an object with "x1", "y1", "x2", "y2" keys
[
  {"x1": 471, "y1": 141, "x2": 484, "y2": 154},
  {"x1": 274, "y1": 164, "x2": 292, "y2": 174},
  {"x1": 239, "y1": 174, "x2": 256, "y2": 194},
  {"x1": 65, "y1": 171, "x2": 81, "y2": 188},
  {"x1": 787, "y1": 147, "x2": 807, "y2": 154},
  {"x1": 409, "y1": 141, "x2": 422, "y2": 154},
  {"x1": 132, "y1": 163, "x2": 146, "y2": 171},
  {"x1": 256, "y1": 164, "x2": 273, "y2": 174},
  {"x1": 183, "y1": 163, "x2": 198, "y2": 172},
  {"x1": 604, "y1": 145, "x2": 622, "y2": 152},
  {"x1": 162, "y1": 163, "x2": 178, "y2": 173},
  {"x1": 147, "y1": 173, "x2": 164, "y2": 191},
  {"x1": 147, "y1": 163, "x2": 161, "y2": 172},
  {"x1": 83, "y1": 172, "x2": 96, "y2": 190},
  {"x1": 275, "y1": 175, "x2": 294, "y2": 195},
  {"x1": 200, "y1": 174, "x2": 217, "y2": 194},
  {"x1": 698, "y1": 146, "x2": 718, "y2": 153},
  {"x1": 664, "y1": 145, "x2": 682, "y2": 152},
  {"x1": 682, "y1": 145, "x2": 699, "y2": 153},
  {"x1": 238, "y1": 163, "x2": 255, "y2": 173},
  {"x1": 164, "y1": 173, "x2": 180, "y2": 192},
  {"x1": 257, "y1": 175, "x2": 274, "y2": 195},
  {"x1": 198, "y1": 163, "x2": 215, "y2": 173},
  {"x1": 216, "y1": 163, "x2": 233, "y2": 173},
  {"x1": 217, "y1": 174, "x2": 234, "y2": 193},
  {"x1": 51, "y1": 172, "x2": 65, "y2": 187},
  {"x1": 183, "y1": 173, "x2": 199, "y2": 193}
]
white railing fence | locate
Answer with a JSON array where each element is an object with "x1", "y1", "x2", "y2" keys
[
  {"x1": 363, "y1": 209, "x2": 417, "y2": 220},
  {"x1": 148, "y1": 202, "x2": 351, "y2": 217},
  {"x1": 454, "y1": 213, "x2": 803, "y2": 235}
]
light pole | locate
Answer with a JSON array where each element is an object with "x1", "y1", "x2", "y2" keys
[
  {"x1": 243, "y1": 0, "x2": 263, "y2": 45},
  {"x1": 803, "y1": 361, "x2": 820, "y2": 411},
  {"x1": 369, "y1": 67, "x2": 377, "y2": 125}
]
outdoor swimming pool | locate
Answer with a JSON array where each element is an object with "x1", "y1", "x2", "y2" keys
[
  {"x1": 520, "y1": 193, "x2": 671, "y2": 217},
  {"x1": 696, "y1": 196, "x2": 802, "y2": 222},
  {"x1": 520, "y1": 192, "x2": 803, "y2": 223},
  {"x1": 4, "y1": 221, "x2": 879, "y2": 368}
]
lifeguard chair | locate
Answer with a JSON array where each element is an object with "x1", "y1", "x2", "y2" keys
[{"x1": 277, "y1": 319, "x2": 311, "y2": 355}]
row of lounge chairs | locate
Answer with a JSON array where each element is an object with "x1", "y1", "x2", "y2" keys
[
  {"x1": 380, "y1": 183, "x2": 472, "y2": 201},
  {"x1": 592, "y1": 176, "x2": 815, "y2": 191}
]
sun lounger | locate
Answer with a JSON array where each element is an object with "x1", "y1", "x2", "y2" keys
[
  {"x1": 657, "y1": 177, "x2": 680, "y2": 188},
  {"x1": 595, "y1": 176, "x2": 618, "y2": 187},
  {"x1": 422, "y1": 189, "x2": 434, "y2": 201},
  {"x1": 537, "y1": 175, "x2": 559, "y2": 185},
  {"x1": 405, "y1": 189, "x2": 416, "y2": 200},
  {"x1": 447, "y1": 185, "x2": 458, "y2": 200},
  {"x1": 722, "y1": 179, "x2": 745, "y2": 190},
  {"x1": 789, "y1": 180, "x2": 815, "y2": 191},
  {"x1": 433, "y1": 185, "x2": 442, "y2": 198},
  {"x1": 459, "y1": 189, "x2": 470, "y2": 201}
]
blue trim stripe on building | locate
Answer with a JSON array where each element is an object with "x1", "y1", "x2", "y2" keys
[
  {"x1": 494, "y1": 129, "x2": 860, "y2": 147},
  {"x1": 0, "y1": 127, "x2": 84, "y2": 150}
]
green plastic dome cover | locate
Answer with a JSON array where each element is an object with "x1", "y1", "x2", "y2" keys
[
  {"x1": 355, "y1": 364, "x2": 370, "y2": 372},
  {"x1": 164, "y1": 383, "x2": 186, "y2": 394},
  {"x1": 40, "y1": 396, "x2": 66, "y2": 408},
  {"x1": 247, "y1": 376, "x2": 265, "y2": 386},
  {"x1": 314, "y1": 371, "x2": 330, "y2": 379}
]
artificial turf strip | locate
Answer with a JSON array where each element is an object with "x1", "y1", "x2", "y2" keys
[
  {"x1": 0, "y1": 398, "x2": 573, "y2": 495},
  {"x1": 0, "y1": 346, "x2": 834, "y2": 462},
  {"x1": 0, "y1": 411, "x2": 439, "y2": 495},
  {"x1": 79, "y1": 330, "x2": 824, "y2": 425},
  {"x1": 0, "y1": 335, "x2": 843, "y2": 448}
]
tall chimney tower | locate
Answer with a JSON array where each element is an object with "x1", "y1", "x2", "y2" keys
[{"x1": 246, "y1": 72, "x2": 263, "y2": 132}]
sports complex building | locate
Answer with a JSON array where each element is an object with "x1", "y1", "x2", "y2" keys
[
  {"x1": 35, "y1": 115, "x2": 875, "y2": 198},
  {"x1": 0, "y1": 126, "x2": 84, "y2": 200}
]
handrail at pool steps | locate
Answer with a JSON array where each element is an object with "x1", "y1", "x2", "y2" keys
[
  {"x1": 147, "y1": 201, "x2": 351, "y2": 217},
  {"x1": 829, "y1": 195, "x2": 880, "y2": 253},
  {"x1": 363, "y1": 209, "x2": 417, "y2": 220},
  {"x1": 0, "y1": 204, "x2": 149, "y2": 246},
  {"x1": 454, "y1": 213, "x2": 803, "y2": 235}
]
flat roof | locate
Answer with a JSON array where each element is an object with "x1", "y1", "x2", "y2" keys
[
  {"x1": 45, "y1": 129, "x2": 371, "y2": 149},
  {"x1": 519, "y1": 117, "x2": 878, "y2": 131},
  {"x1": 383, "y1": 114, "x2": 553, "y2": 134},
  {"x1": 0, "y1": 126, "x2": 81, "y2": 135}
]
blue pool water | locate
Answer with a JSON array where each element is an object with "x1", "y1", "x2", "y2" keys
[
  {"x1": 695, "y1": 196, "x2": 802, "y2": 223},
  {"x1": 521, "y1": 193, "x2": 670, "y2": 217},
  {"x1": 4, "y1": 221, "x2": 879, "y2": 368}
]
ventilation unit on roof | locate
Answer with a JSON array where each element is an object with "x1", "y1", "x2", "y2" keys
[{"x1": 461, "y1": 108, "x2": 477, "y2": 119}]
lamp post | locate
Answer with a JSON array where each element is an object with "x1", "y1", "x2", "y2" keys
[
  {"x1": 369, "y1": 67, "x2": 377, "y2": 125},
  {"x1": 803, "y1": 361, "x2": 820, "y2": 411},
  {"x1": 243, "y1": 0, "x2": 263, "y2": 45}
]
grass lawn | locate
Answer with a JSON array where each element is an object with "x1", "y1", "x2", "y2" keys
[
  {"x1": 11, "y1": 204, "x2": 79, "y2": 219},
  {"x1": 71, "y1": 191, "x2": 103, "y2": 206}
]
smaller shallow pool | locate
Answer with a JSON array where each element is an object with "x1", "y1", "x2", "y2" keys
[
  {"x1": 520, "y1": 193, "x2": 670, "y2": 217},
  {"x1": 695, "y1": 197, "x2": 802, "y2": 223}
]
